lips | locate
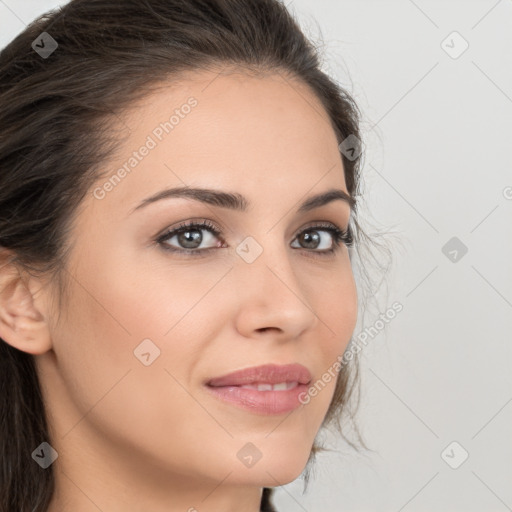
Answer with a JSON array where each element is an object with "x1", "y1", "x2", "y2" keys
[
  {"x1": 204, "y1": 363, "x2": 312, "y2": 415},
  {"x1": 206, "y1": 363, "x2": 312, "y2": 388}
]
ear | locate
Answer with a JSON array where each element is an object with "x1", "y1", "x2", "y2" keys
[{"x1": 0, "y1": 252, "x2": 53, "y2": 355}]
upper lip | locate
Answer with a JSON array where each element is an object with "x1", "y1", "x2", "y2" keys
[{"x1": 206, "y1": 363, "x2": 312, "y2": 387}]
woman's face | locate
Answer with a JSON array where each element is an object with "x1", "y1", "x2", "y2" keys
[{"x1": 35, "y1": 69, "x2": 357, "y2": 505}]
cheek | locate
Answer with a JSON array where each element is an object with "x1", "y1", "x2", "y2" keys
[
  {"x1": 55, "y1": 248, "x2": 228, "y2": 400},
  {"x1": 316, "y1": 259, "x2": 358, "y2": 354},
  {"x1": 304, "y1": 262, "x2": 357, "y2": 411},
  {"x1": 51, "y1": 262, "x2": 224, "y2": 467}
]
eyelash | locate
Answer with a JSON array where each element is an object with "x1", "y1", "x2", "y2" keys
[{"x1": 155, "y1": 219, "x2": 353, "y2": 259}]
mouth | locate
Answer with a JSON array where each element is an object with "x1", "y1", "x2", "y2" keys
[
  {"x1": 237, "y1": 381, "x2": 300, "y2": 391},
  {"x1": 206, "y1": 363, "x2": 312, "y2": 387},
  {"x1": 204, "y1": 363, "x2": 312, "y2": 415}
]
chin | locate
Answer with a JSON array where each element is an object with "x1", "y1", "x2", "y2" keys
[{"x1": 225, "y1": 438, "x2": 312, "y2": 486}]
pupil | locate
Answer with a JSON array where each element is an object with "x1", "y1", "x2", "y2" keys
[
  {"x1": 301, "y1": 231, "x2": 319, "y2": 249},
  {"x1": 179, "y1": 229, "x2": 202, "y2": 248}
]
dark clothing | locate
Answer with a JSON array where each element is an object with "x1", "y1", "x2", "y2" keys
[{"x1": 260, "y1": 487, "x2": 277, "y2": 512}]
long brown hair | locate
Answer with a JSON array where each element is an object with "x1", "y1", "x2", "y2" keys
[{"x1": 0, "y1": 1, "x2": 366, "y2": 510}]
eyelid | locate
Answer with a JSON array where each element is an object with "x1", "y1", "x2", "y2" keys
[{"x1": 156, "y1": 217, "x2": 348, "y2": 240}]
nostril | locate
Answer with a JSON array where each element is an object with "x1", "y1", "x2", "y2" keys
[{"x1": 258, "y1": 327, "x2": 279, "y2": 333}]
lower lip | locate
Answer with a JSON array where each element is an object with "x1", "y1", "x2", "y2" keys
[{"x1": 204, "y1": 383, "x2": 309, "y2": 415}]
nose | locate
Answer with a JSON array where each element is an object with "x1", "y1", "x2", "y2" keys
[{"x1": 232, "y1": 239, "x2": 320, "y2": 341}]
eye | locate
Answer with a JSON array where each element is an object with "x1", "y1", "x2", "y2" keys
[
  {"x1": 291, "y1": 222, "x2": 353, "y2": 256},
  {"x1": 156, "y1": 219, "x2": 352, "y2": 257},
  {"x1": 156, "y1": 219, "x2": 224, "y2": 255}
]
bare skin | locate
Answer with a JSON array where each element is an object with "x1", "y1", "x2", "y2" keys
[{"x1": 0, "y1": 68, "x2": 357, "y2": 512}]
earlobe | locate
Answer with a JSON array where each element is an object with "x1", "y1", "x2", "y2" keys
[{"x1": 0, "y1": 258, "x2": 53, "y2": 355}]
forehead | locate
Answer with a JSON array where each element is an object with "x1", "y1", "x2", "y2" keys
[{"x1": 88, "y1": 68, "x2": 347, "y2": 217}]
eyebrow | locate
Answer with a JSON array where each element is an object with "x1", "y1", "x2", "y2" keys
[{"x1": 129, "y1": 186, "x2": 355, "y2": 216}]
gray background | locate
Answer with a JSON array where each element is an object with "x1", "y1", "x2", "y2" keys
[{"x1": 1, "y1": 1, "x2": 511, "y2": 511}]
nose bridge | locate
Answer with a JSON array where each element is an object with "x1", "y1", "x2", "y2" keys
[{"x1": 235, "y1": 230, "x2": 295, "y2": 293}]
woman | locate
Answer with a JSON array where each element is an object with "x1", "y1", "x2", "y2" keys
[{"x1": 0, "y1": 0, "x2": 366, "y2": 510}]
